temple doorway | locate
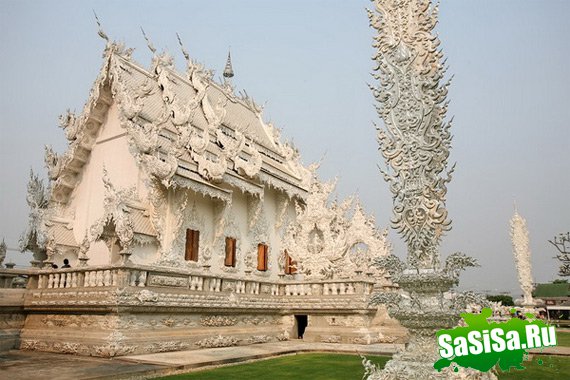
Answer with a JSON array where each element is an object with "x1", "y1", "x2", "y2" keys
[{"x1": 295, "y1": 315, "x2": 308, "y2": 339}]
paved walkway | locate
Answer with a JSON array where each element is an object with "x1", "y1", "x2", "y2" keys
[
  {"x1": 1, "y1": 341, "x2": 569, "y2": 380},
  {"x1": 0, "y1": 341, "x2": 402, "y2": 380}
]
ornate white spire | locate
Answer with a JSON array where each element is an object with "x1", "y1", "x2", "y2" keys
[
  {"x1": 510, "y1": 207, "x2": 535, "y2": 305},
  {"x1": 223, "y1": 51, "x2": 234, "y2": 79},
  {"x1": 369, "y1": 0, "x2": 454, "y2": 270}
]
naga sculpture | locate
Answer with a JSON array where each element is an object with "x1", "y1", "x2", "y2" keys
[{"x1": 366, "y1": 1, "x2": 494, "y2": 378}]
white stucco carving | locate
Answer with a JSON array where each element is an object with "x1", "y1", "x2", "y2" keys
[
  {"x1": 510, "y1": 209, "x2": 535, "y2": 306},
  {"x1": 284, "y1": 178, "x2": 391, "y2": 280},
  {"x1": 367, "y1": 0, "x2": 495, "y2": 378}
]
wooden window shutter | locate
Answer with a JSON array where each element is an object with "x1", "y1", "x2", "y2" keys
[
  {"x1": 290, "y1": 253, "x2": 297, "y2": 274},
  {"x1": 257, "y1": 243, "x2": 268, "y2": 271},
  {"x1": 185, "y1": 229, "x2": 199, "y2": 262},
  {"x1": 225, "y1": 237, "x2": 236, "y2": 267},
  {"x1": 284, "y1": 250, "x2": 297, "y2": 275},
  {"x1": 191, "y1": 230, "x2": 199, "y2": 261}
]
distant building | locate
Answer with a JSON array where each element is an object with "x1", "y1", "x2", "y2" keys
[{"x1": 533, "y1": 282, "x2": 570, "y2": 320}]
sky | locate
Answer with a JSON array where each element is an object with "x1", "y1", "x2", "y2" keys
[{"x1": 0, "y1": 0, "x2": 569, "y2": 297}]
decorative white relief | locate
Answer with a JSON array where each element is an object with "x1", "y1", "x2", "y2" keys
[
  {"x1": 218, "y1": 214, "x2": 242, "y2": 273},
  {"x1": 195, "y1": 334, "x2": 240, "y2": 348},
  {"x1": 246, "y1": 209, "x2": 270, "y2": 275},
  {"x1": 19, "y1": 170, "x2": 50, "y2": 256},
  {"x1": 367, "y1": 1, "x2": 496, "y2": 379},
  {"x1": 284, "y1": 178, "x2": 391, "y2": 279},
  {"x1": 200, "y1": 316, "x2": 238, "y2": 327},
  {"x1": 510, "y1": 209, "x2": 534, "y2": 306},
  {"x1": 89, "y1": 167, "x2": 139, "y2": 252}
]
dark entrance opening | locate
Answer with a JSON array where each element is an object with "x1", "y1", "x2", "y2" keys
[{"x1": 295, "y1": 315, "x2": 308, "y2": 339}]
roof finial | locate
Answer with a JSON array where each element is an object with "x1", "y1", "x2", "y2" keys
[
  {"x1": 176, "y1": 32, "x2": 190, "y2": 62},
  {"x1": 140, "y1": 27, "x2": 157, "y2": 54},
  {"x1": 93, "y1": 10, "x2": 109, "y2": 43},
  {"x1": 223, "y1": 49, "x2": 234, "y2": 79}
]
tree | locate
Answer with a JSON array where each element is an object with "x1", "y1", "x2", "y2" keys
[
  {"x1": 486, "y1": 295, "x2": 514, "y2": 306},
  {"x1": 549, "y1": 232, "x2": 570, "y2": 277}
]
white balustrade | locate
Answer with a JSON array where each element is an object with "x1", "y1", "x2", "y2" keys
[
  {"x1": 249, "y1": 282, "x2": 260, "y2": 295},
  {"x1": 190, "y1": 276, "x2": 203, "y2": 291},
  {"x1": 236, "y1": 280, "x2": 246, "y2": 294},
  {"x1": 271, "y1": 284, "x2": 279, "y2": 295}
]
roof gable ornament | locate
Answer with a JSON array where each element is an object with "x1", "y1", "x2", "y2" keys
[
  {"x1": 93, "y1": 10, "x2": 109, "y2": 44},
  {"x1": 176, "y1": 33, "x2": 214, "y2": 81},
  {"x1": 94, "y1": 11, "x2": 133, "y2": 59}
]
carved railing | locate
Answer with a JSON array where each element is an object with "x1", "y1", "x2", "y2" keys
[
  {"x1": 0, "y1": 268, "x2": 32, "y2": 289},
  {"x1": 13, "y1": 264, "x2": 374, "y2": 298}
]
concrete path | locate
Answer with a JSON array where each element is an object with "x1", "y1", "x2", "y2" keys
[
  {"x1": 0, "y1": 341, "x2": 401, "y2": 380},
  {"x1": 1, "y1": 340, "x2": 569, "y2": 380},
  {"x1": 0, "y1": 349, "x2": 168, "y2": 380}
]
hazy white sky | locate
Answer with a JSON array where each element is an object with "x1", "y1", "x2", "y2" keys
[{"x1": 0, "y1": 0, "x2": 568, "y2": 297}]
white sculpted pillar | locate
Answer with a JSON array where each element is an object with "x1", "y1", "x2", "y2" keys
[{"x1": 510, "y1": 208, "x2": 535, "y2": 306}]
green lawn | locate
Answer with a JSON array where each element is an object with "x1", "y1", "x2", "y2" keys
[
  {"x1": 497, "y1": 355, "x2": 570, "y2": 379},
  {"x1": 155, "y1": 353, "x2": 570, "y2": 380},
  {"x1": 556, "y1": 331, "x2": 570, "y2": 347},
  {"x1": 155, "y1": 353, "x2": 390, "y2": 380}
]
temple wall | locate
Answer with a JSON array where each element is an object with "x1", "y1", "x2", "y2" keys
[
  {"x1": 10, "y1": 265, "x2": 405, "y2": 357},
  {"x1": 0, "y1": 289, "x2": 26, "y2": 352},
  {"x1": 67, "y1": 102, "x2": 146, "y2": 266}
]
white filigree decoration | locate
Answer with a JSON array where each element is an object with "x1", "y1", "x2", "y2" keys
[
  {"x1": 510, "y1": 208, "x2": 534, "y2": 306},
  {"x1": 89, "y1": 167, "x2": 138, "y2": 251},
  {"x1": 367, "y1": 1, "x2": 496, "y2": 379},
  {"x1": 284, "y1": 178, "x2": 391, "y2": 279},
  {"x1": 370, "y1": 0, "x2": 455, "y2": 271},
  {"x1": 19, "y1": 170, "x2": 50, "y2": 255}
]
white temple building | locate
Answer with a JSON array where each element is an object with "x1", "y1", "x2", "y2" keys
[{"x1": 0, "y1": 35, "x2": 405, "y2": 356}]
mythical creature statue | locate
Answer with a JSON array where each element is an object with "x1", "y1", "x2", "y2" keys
[{"x1": 19, "y1": 170, "x2": 50, "y2": 257}]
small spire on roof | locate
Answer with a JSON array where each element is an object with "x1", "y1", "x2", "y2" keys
[{"x1": 223, "y1": 50, "x2": 234, "y2": 79}]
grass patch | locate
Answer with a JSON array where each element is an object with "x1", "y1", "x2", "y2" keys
[
  {"x1": 556, "y1": 331, "x2": 570, "y2": 347},
  {"x1": 155, "y1": 353, "x2": 390, "y2": 380},
  {"x1": 154, "y1": 352, "x2": 570, "y2": 380},
  {"x1": 497, "y1": 355, "x2": 570, "y2": 379}
]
